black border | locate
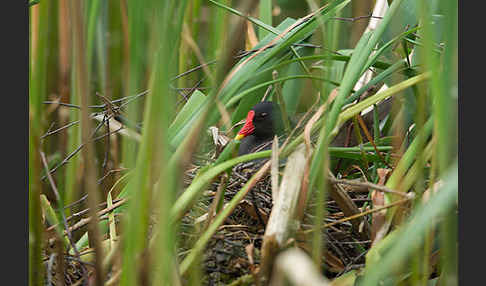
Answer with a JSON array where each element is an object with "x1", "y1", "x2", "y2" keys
[{"x1": 3, "y1": 0, "x2": 29, "y2": 284}]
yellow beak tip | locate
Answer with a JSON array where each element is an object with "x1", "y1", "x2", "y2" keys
[{"x1": 235, "y1": 134, "x2": 244, "y2": 140}]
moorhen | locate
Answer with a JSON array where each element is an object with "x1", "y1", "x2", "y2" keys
[
  {"x1": 233, "y1": 101, "x2": 286, "y2": 226},
  {"x1": 235, "y1": 101, "x2": 285, "y2": 156}
]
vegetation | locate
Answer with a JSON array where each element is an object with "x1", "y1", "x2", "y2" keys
[{"x1": 29, "y1": 0, "x2": 457, "y2": 285}]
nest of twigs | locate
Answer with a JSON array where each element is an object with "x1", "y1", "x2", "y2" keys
[{"x1": 177, "y1": 145, "x2": 373, "y2": 285}]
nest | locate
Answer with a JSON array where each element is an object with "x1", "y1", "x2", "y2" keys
[{"x1": 178, "y1": 151, "x2": 372, "y2": 285}]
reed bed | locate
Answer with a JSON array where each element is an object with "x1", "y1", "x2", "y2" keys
[{"x1": 29, "y1": 0, "x2": 457, "y2": 285}]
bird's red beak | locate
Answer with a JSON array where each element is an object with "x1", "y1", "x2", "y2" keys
[{"x1": 235, "y1": 110, "x2": 255, "y2": 140}]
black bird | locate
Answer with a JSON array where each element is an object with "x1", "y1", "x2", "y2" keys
[
  {"x1": 235, "y1": 101, "x2": 285, "y2": 156},
  {"x1": 233, "y1": 101, "x2": 286, "y2": 227}
]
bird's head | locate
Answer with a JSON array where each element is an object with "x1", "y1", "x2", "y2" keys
[{"x1": 235, "y1": 101, "x2": 283, "y2": 140}]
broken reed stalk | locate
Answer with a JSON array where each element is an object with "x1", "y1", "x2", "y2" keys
[{"x1": 260, "y1": 144, "x2": 308, "y2": 283}]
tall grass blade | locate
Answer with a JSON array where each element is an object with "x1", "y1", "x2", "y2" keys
[
  {"x1": 29, "y1": 1, "x2": 49, "y2": 284},
  {"x1": 72, "y1": 0, "x2": 106, "y2": 284},
  {"x1": 122, "y1": 0, "x2": 148, "y2": 170},
  {"x1": 258, "y1": 0, "x2": 272, "y2": 40}
]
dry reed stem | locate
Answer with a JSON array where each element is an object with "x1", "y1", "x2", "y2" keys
[{"x1": 261, "y1": 144, "x2": 308, "y2": 282}]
